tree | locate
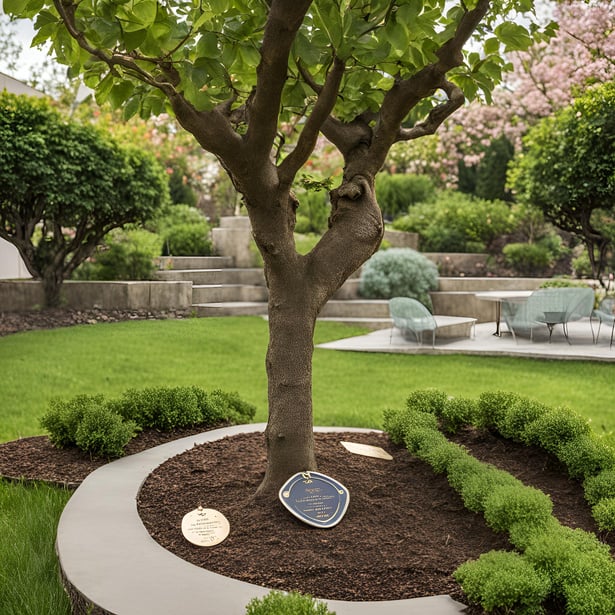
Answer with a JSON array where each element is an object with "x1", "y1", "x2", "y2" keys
[
  {"x1": 508, "y1": 81, "x2": 615, "y2": 282},
  {"x1": 396, "y1": 0, "x2": 615, "y2": 189},
  {"x1": 0, "y1": 13, "x2": 22, "y2": 74},
  {"x1": 0, "y1": 92, "x2": 169, "y2": 306},
  {"x1": 7, "y1": 0, "x2": 551, "y2": 498}
]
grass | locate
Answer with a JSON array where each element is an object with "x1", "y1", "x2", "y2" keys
[{"x1": 1, "y1": 315, "x2": 615, "y2": 613}]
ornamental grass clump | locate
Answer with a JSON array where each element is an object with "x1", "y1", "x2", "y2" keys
[{"x1": 454, "y1": 550, "x2": 551, "y2": 615}]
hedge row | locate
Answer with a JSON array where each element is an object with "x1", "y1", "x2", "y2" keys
[
  {"x1": 383, "y1": 390, "x2": 615, "y2": 614},
  {"x1": 40, "y1": 386, "x2": 256, "y2": 459}
]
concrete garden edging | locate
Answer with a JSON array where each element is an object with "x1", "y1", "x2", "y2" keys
[{"x1": 56, "y1": 423, "x2": 466, "y2": 615}]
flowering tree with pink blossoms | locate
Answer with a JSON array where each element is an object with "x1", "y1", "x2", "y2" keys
[{"x1": 390, "y1": 0, "x2": 615, "y2": 189}]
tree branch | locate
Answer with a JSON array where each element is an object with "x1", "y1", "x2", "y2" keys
[
  {"x1": 395, "y1": 79, "x2": 465, "y2": 141},
  {"x1": 244, "y1": 0, "x2": 312, "y2": 164},
  {"x1": 367, "y1": 0, "x2": 491, "y2": 172},
  {"x1": 278, "y1": 57, "x2": 345, "y2": 185}
]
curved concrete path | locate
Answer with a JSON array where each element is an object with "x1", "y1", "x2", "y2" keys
[{"x1": 57, "y1": 424, "x2": 467, "y2": 615}]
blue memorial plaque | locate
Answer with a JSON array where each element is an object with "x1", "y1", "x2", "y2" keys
[{"x1": 279, "y1": 471, "x2": 349, "y2": 528}]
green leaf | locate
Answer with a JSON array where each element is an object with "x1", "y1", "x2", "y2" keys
[
  {"x1": 94, "y1": 72, "x2": 114, "y2": 106},
  {"x1": 123, "y1": 28, "x2": 147, "y2": 51},
  {"x1": 3, "y1": 0, "x2": 29, "y2": 17},
  {"x1": 196, "y1": 32, "x2": 220, "y2": 59},
  {"x1": 108, "y1": 81, "x2": 135, "y2": 109},
  {"x1": 494, "y1": 22, "x2": 532, "y2": 52},
  {"x1": 483, "y1": 37, "x2": 499, "y2": 55},
  {"x1": 293, "y1": 31, "x2": 321, "y2": 66},
  {"x1": 131, "y1": 0, "x2": 158, "y2": 27},
  {"x1": 123, "y1": 95, "x2": 140, "y2": 121}
]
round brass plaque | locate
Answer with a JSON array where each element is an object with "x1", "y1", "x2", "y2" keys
[{"x1": 181, "y1": 507, "x2": 230, "y2": 547}]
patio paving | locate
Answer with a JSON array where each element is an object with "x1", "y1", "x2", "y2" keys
[{"x1": 317, "y1": 318, "x2": 615, "y2": 362}]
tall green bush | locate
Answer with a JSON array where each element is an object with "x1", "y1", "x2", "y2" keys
[
  {"x1": 74, "y1": 228, "x2": 161, "y2": 281},
  {"x1": 392, "y1": 190, "x2": 516, "y2": 253},
  {"x1": 359, "y1": 248, "x2": 438, "y2": 309},
  {"x1": 502, "y1": 242, "x2": 553, "y2": 275},
  {"x1": 151, "y1": 204, "x2": 212, "y2": 256},
  {"x1": 375, "y1": 173, "x2": 434, "y2": 219},
  {"x1": 295, "y1": 189, "x2": 330, "y2": 234}
]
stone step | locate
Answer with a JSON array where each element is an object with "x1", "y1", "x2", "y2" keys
[
  {"x1": 156, "y1": 256, "x2": 234, "y2": 271},
  {"x1": 432, "y1": 315, "x2": 476, "y2": 339},
  {"x1": 316, "y1": 316, "x2": 392, "y2": 330},
  {"x1": 218, "y1": 216, "x2": 251, "y2": 229},
  {"x1": 319, "y1": 299, "x2": 390, "y2": 319},
  {"x1": 437, "y1": 277, "x2": 548, "y2": 292},
  {"x1": 157, "y1": 268, "x2": 265, "y2": 285},
  {"x1": 192, "y1": 284, "x2": 268, "y2": 303},
  {"x1": 192, "y1": 302, "x2": 268, "y2": 317},
  {"x1": 430, "y1": 291, "x2": 494, "y2": 323}
]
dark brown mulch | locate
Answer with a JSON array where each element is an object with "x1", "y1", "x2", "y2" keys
[
  {"x1": 2, "y1": 425, "x2": 613, "y2": 612},
  {"x1": 1, "y1": 310, "x2": 613, "y2": 611},
  {"x1": 0, "y1": 307, "x2": 191, "y2": 337}
]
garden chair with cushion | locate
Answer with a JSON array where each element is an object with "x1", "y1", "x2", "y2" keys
[
  {"x1": 389, "y1": 297, "x2": 437, "y2": 347},
  {"x1": 592, "y1": 297, "x2": 615, "y2": 348},
  {"x1": 502, "y1": 287, "x2": 595, "y2": 344}
]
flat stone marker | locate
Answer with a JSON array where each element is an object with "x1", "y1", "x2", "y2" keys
[
  {"x1": 181, "y1": 506, "x2": 230, "y2": 546},
  {"x1": 279, "y1": 471, "x2": 349, "y2": 528},
  {"x1": 340, "y1": 441, "x2": 393, "y2": 460}
]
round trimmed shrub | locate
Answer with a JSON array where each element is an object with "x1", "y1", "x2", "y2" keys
[
  {"x1": 584, "y1": 470, "x2": 615, "y2": 506},
  {"x1": 557, "y1": 434, "x2": 615, "y2": 479},
  {"x1": 592, "y1": 498, "x2": 615, "y2": 531},
  {"x1": 483, "y1": 484, "x2": 553, "y2": 533},
  {"x1": 359, "y1": 248, "x2": 438, "y2": 310},
  {"x1": 359, "y1": 248, "x2": 438, "y2": 309},
  {"x1": 74, "y1": 407, "x2": 137, "y2": 459},
  {"x1": 454, "y1": 550, "x2": 551, "y2": 614},
  {"x1": 245, "y1": 590, "x2": 334, "y2": 615}
]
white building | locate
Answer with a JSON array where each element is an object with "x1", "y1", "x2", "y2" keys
[{"x1": 0, "y1": 72, "x2": 45, "y2": 280}]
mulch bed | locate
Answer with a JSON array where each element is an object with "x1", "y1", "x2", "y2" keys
[
  {"x1": 1, "y1": 309, "x2": 613, "y2": 612},
  {"x1": 1, "y1": 425, "x2": 613, "y2": 612}
]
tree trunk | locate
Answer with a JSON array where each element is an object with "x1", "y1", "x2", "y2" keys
[
  {"x1": 252, "y1": 174, "x2": 383, "y2": 499},
  {"x1": 41, "y1": 268, "x2": 64, "y2": 308},
  {"x1": 256, "y1": 285, "x2": 319, "y2": 498}
]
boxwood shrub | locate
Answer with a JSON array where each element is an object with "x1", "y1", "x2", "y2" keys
[
  {"x1": 40, "y1": 385, "x2": 256, "y2": 459},
  {"x1": 245, "y1": 591, "x2": 334, "y2": 615}
]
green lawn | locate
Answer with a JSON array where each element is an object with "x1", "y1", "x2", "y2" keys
[{"x1": 1, "y1": 316, "x2": 614, "y2": 613}]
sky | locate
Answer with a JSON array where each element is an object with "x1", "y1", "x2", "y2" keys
[{"x1": 0, "y1": 13, "x2": 49, "y2": 82}]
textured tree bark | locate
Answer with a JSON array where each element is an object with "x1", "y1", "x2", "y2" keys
[{"x1": 252, "y1": 175, "x2": 383, "y2": 499}]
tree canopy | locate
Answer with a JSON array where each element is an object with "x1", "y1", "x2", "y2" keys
[
  {"x1": 388, "y1": 0, "x2": 615, "y2": 189},
  {"x1": 0, "y1": 92, "x2": 169, "y2": 306},
  {"x1": 5, "y1": 0, "x2": 553, "y2": 496},
  {"x1": 508, "y1": 81, "x2": 615, "y2": 281}
]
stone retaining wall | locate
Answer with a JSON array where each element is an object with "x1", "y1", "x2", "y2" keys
[{"x1": 0, "y1": 280, "x2": 192, "y2": 312}]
